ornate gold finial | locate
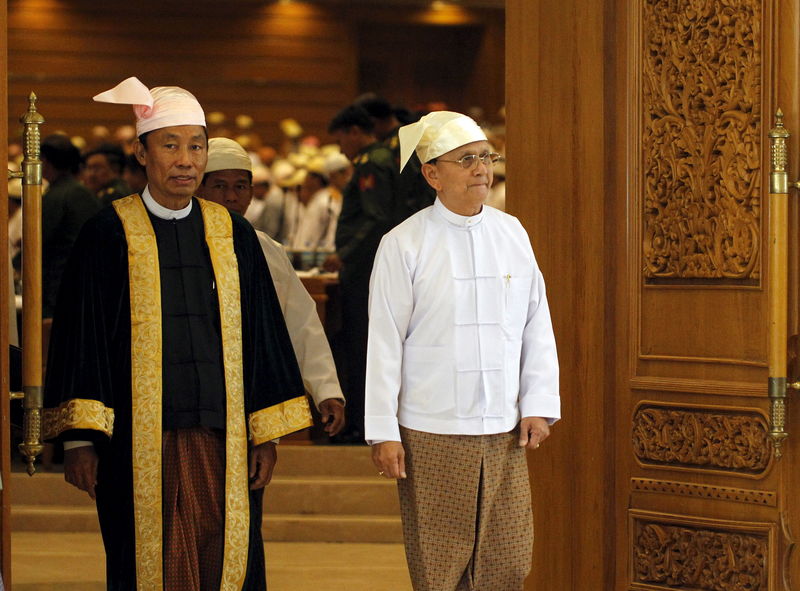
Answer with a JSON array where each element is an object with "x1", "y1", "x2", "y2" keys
[
  {"x1": 769, "y1": 384, "x2": 788, "y2": 459},
  {"x1": 21, "y1": 91, "x2": 45, "y2": 126},
  {"x1": 769, "y1": 109, "x2": 790, "y2": 192}
]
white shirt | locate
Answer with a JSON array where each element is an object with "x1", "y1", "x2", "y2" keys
[
  {"x1": 364, "y1": 199, "x2": 560, "y2": 442},
  {"x1": 256, "y1": 231, "x2": 344, "y2": 408},
  {"x1": 290, "y1": 188, "x2": 340, "y2": 252},
  {"x1": 251, "y1": 185, "x2": 287, "y2": 241},
  {"x1": 244, "y1": 197, "x2": 266, "y2": 226},
  {"x1": 278, "y1": 191, "x2": 301, "y2": 247}
]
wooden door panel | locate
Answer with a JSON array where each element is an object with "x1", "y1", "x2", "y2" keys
[
  {"x1": 639, "y1": 289, "x2": 766, "y2": 370},
  {"x1": 508, "y1": 0, "x2": 788, "y2": 586},
  {"x1": 622, "y1": 0, "x2": 790, "y2": 589}
]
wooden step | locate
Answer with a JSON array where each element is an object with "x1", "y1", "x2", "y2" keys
[
  {"x1": 10, "y1": 445, "x2": 402, "y2": 543},
  {"x1": 11, "y1": 506, "x2": 403, "y2": 543},
  {"x1": 272, "y1": 445, "x2": 376, "y2": 477},
  {"x1": 12, "y1": 505, "x2": 99, "y2": 532},
  {"x1": 263, "y1": 514, "x2": 402, "y2": 543},
  {"x1": 265, "y1": 476, "x2": 399, "y2": 515},
  {"x1": 11, "y1": 473, "x2": 399, "y2": 515}
]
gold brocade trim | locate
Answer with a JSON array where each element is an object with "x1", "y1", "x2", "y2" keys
[
  {"x1": 42, "y1": 399, "x2": 114, "y2": 440},
  {"x1": 249, "y1": 396, "x2": 313, "y2": 446},
  {"x1": 113, "y1": 195, "x2": 163, "y2": 591},
  {"x1": 198, "y1": 198, "x2": 249, "y2": 591}
]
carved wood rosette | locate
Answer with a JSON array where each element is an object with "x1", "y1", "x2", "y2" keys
[
  {"x1": 641, "y1": 0, "x2": 762, "y2": 283},
  {"x1": 630, "y1": 510, "x2": 775, "y2": 591},
  {"x1": 632, "y1": 403, "x2": 771, "y2": 476}
]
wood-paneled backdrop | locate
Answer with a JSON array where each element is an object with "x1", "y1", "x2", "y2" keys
[
  {"x1": 7, "y1": 0, "x2": 503, "y2": 147},
  {"x1": 508, "y1": 0, "x2": 800, "y2": 589}
]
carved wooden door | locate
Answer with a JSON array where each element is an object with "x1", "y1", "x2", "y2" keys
[{"x1": 617, "y1": 0, "x2": 800, "y2": 589}]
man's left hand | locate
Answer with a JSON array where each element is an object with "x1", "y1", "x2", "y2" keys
[
  {"x1": 249, "y1": 441, "x2": 277, "y2": 490},
  {"x1": 519, "y1": 417, "x2": 550, "y2": 450},
  {"x1": 319, "y1": 398, "x2": 346, "y2": 436}
]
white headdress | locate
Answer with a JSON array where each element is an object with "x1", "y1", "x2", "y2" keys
[
  {"x1": 94, "y1": 77, "x2": 206, "y2": 137},
  {"x1": 398, "y1": 111, "x2": 487, "y2": 172}
]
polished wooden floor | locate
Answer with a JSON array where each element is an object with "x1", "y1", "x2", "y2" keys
[{"x1": 11, "y1": 532, "x2": 412, "y2": 590}]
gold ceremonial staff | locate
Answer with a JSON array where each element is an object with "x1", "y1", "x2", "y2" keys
[
  {"x1": 7, "y1": 94, "x2": 45, "y2": 475},
  {"x1": 768, "y1": 109, "x2": 800, "y2": 458}
]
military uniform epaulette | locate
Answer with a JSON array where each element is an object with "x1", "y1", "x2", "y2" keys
[{"x1": 364, "y1": 144, "x2": 394, "y2": 167}]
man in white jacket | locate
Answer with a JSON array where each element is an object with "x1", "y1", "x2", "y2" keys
[
  {"x1": 366, "y1": 112, "x2": 560, "y2": 591},
  {"x1": 198, "y1": 138, "x2": 346, "y2": 434}
]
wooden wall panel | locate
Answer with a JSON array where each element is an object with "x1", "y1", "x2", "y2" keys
[
  {"x1": 8, "y1": 0, "x2": 357, "y2": 146},
  {"x1": 507, "y1": 1, "x2": 613, "y2": 590},
  {"x1": 8, "y1": 0, "x2": 504, "y2": 147}
]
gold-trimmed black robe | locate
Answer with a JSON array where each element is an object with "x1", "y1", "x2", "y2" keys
[{"x1": 43, "y1": 194, "x2": 311, "y2": 591}]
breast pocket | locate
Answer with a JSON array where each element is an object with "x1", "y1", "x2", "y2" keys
[
  {"x1": 401, "y1": 345, "x2": 455, "y2": 415},
  {"x1": 503, "y1": 274, "x2": 533, "y2": 340}
]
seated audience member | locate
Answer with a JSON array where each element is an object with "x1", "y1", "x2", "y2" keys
[
  {"x1": 486, "y1": 159, "x2": 506, "y2": 211},
  {"x1": 325, "y1": 151, "x2": 352, "y2": 199},
  {"x1": 83, "y1": 143, "x2": 131, "y2": 206},
  {"x1": 292, "y1": 157, "x2": 340, "y2": 252},
  {"x1": 122, "y1": 153, "x2": 147, "y2": 196},
  {"x1": 244, "y1": 164, "x2": 271, "y2": 226}
]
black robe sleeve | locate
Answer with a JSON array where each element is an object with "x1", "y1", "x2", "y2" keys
[{"x1": 43, "y1": 208, "x2": 132, "y2": 445}]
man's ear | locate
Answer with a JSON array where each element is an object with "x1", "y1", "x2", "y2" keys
[
  {"x1": 421, "y1": 162, "x2": 440, "y2": 193},
  {"x1": 133, "y1": 139, "x2": 147, "y2": 167}
]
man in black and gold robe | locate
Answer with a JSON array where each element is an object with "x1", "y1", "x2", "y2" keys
[{"x1": 43, "y1": 77, "x2": 311, "y2": 591}]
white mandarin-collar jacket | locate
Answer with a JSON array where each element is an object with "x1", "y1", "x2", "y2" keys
[{"x1": 365, "y1": 199, "x2": 560, "y2": 442}]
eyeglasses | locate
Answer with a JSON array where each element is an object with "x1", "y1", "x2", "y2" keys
[{"x1": 436, "y1": 152, "x2": 502, "y2": 170}]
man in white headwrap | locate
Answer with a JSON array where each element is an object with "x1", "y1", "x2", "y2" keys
[
  {"x1": 366, "y1": 111, "x2": 560, "y2": 590},
  {"x1": 290, "y1": 156, "x2": 341, "y2": 252},
  {"x1": 197, "y1": 137, "x2": 345, "y2": 433},
  {"x1": 43, "y1": 77, "x2": 311, "y2": 591}
]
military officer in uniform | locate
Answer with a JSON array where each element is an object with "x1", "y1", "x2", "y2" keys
[
  {"x1": 356, "y1": 96, "x2": 435, "y2": 223},
  {"x1": 324, "y1": 104, "x2": 398, "y2": 442}
]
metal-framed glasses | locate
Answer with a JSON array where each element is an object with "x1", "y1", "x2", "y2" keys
[{"x1": 436, "y1": 151, "x2": 502, "y2": 170}]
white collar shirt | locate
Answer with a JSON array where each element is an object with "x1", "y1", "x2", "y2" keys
[
  {"x1": 365, "y1": 198, "x2": 560, "y2": 442},
  {"x1": 141, "y1": 186, "x2": 193, "y2": 220}
]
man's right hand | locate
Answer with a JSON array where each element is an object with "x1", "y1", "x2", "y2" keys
[
  {"x1": 64, "y1": 446, "x2": 99, "y2": 500},
  {"x1": 322, "y1": 253, "x2": 343, "y2": 273},
  {"x1": 371, "y1": 441, "x2": 406, "y2": 479}
]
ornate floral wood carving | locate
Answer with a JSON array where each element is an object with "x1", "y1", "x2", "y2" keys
[
  {"x1": 641, "y1": 0, "x2": 761, "y2": 282},
  {"x1": 632, "y1": 406, "x2": 770, "y2": 474},
  {"x1": 631, "y1": 478, "x2": 776, "y2": 506},
  {"x1": 632, "y1": 519, "x2": 768, "y2": 590}
]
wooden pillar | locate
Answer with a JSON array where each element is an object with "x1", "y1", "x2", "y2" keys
[{"x1": 506, "y1": 1, "x2": 614, "y2": 589}]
